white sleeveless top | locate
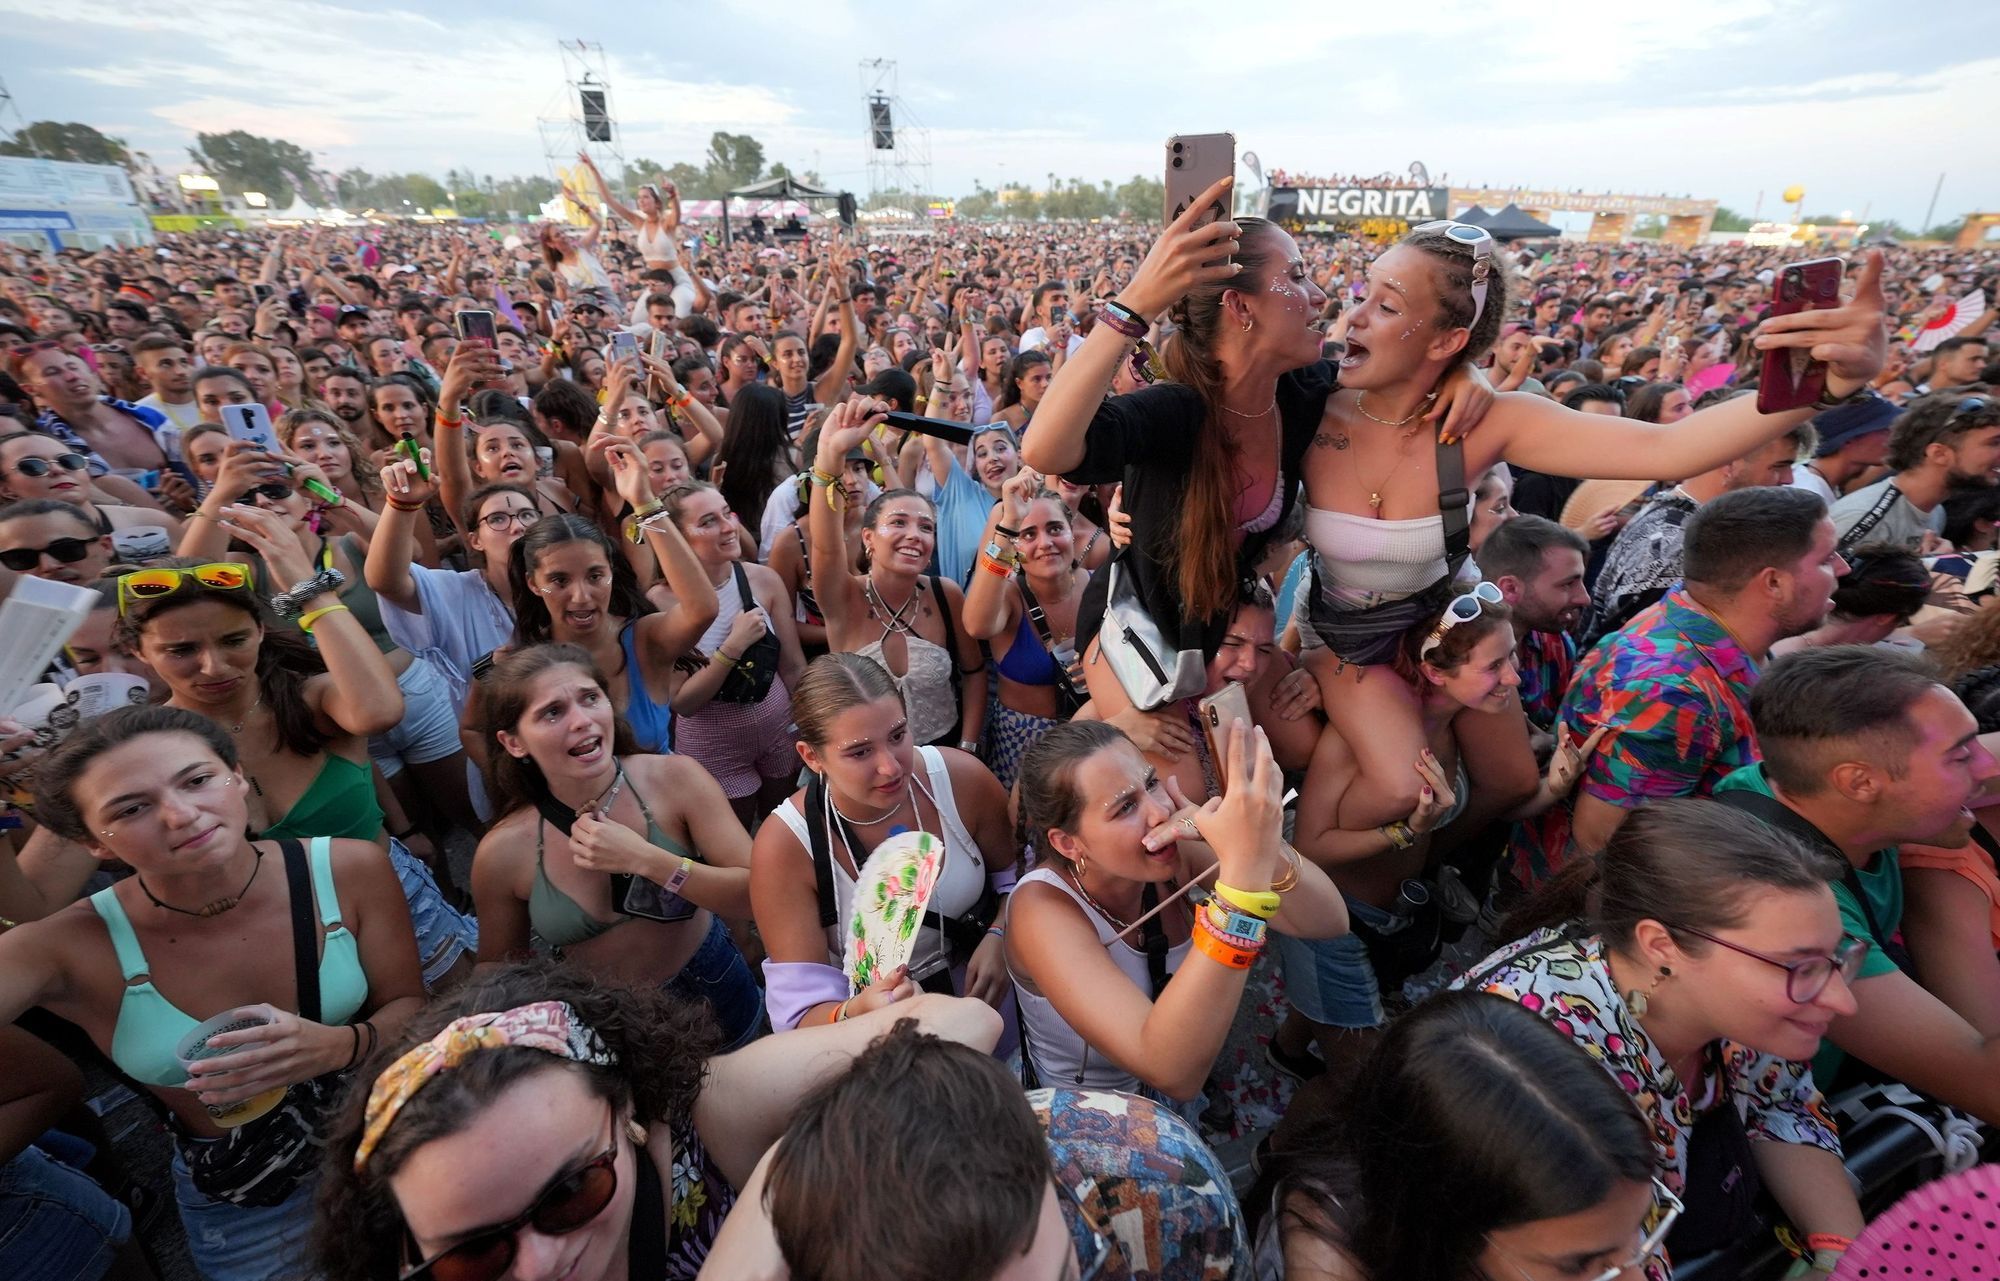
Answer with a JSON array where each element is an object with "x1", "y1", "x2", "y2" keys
[
  {"x1": 769, "y1": 746, "x2": 987, "y2": 981},
  {"x1": 1010, "y1": 867, "x2": 1191, "y2": 1092},
  {"x1": 636, "y1": 220, "x2": 676, "y2": 265}
]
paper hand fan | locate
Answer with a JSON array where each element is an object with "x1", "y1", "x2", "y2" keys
[
  {"x1": 844, "y1": 830, "x2": 945, "y2": 991},
  {"x1": 1912, "y1": 288, "x2": 1988, "y2": 353},
  {"x1": 1833, "y1": 1164, "x2": 2000, "y2": 1278}
]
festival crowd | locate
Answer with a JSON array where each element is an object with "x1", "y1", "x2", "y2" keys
[{"x1": 1, "y1": 155, "x2": 1999, "y2": 1281}]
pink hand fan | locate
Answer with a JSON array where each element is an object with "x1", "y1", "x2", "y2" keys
[
  {"x1": 1834, "y1": 1164, "x2": 2000, "y2": 1278},
  {"x1": 844, "y1": 830, "x2": 944, "y2": 991}
]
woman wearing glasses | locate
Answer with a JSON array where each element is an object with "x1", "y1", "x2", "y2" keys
[
  {"x1": 312, "y1": 959, "x2": 1001, "y2": 1281},
  {"x1": 1291, "y1": 224, "x2": 1887, "y2": 837},
  {"x1": 1253, "y1": 990, "x2": 1669, "y2": 1281},
  {"x1": 0, "y1": 705, "x2": 426, "y2": 1281},
  {"x1": 1454, "y1": 799, "x2": 1868, "y2": 1274},
  {"x1": 0, "y1": 429, "x2": 182, "y2": 540}
]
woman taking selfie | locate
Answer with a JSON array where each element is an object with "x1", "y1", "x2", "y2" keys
[
  {"x1": 312, "y1": 959, "x2": 1001, "y2": 1281},
  {"x1": 0, "y1": 705, "x2": 424, "y2": 1281},
  {"x1": 1454, "y1": 799, "x2": 1868, "y2": 1272},
  {"x1": 471, "y1": 644, "x2": 763, "y2": 1049},
  {"x1": 751, "y1": 654, "x2": 1015, "y2": 1032},
  {"x1": 1006, "y1": 718, "x2": 1346, "y2": 1102}
]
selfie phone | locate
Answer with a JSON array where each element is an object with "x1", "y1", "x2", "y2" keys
[
  {"x1": 253, "y1": 283, "x2": 274, "y2": 303},
  {"x1": 1198, "y1": 681, "x2": 1253, "y2": 780},
  {"x1": 398, "y1": 432, "x2": 428, "y2": 480},
  {"x1": 1164, "y1": 132, "x2": 1235, "y2": 262},
  {"x1": 1757, "y1": 257, "x2": 1843, "y2": 414},
  {"x1": 608, "y1": 330, "x2": 640, "y2": 363},
  {"x1": 454, "y1": 308, "x2": 497, "y2": 349},
  {"x1": 882, "y1": 409, "x2": 973, "y2": 446},
  {"x1": 222, "y1": 403, "x2": 282, "y2": 455}
]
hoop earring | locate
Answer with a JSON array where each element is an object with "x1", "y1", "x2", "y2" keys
[
  {"x1": 1241, "y1": 318, "x2": 1254, "y2": 333},
  {"x1": 1075, "y1": 855, "x2": 1088, "y2": 879},
  {"x1": 1624, "y1": 964, "x2": 1671, "y2": 1018}
]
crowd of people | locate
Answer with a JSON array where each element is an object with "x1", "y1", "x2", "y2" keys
[{"x1": 0, "y1": 154, "x2": 1998, "y2": 1281}]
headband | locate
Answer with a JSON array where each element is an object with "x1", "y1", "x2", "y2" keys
[{"x1": 353, "y1": 1001, "x2": 615, "y2": 1172}]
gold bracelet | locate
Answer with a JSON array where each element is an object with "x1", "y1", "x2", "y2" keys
[{"x1": 1270, "y1": 842, "x2": 1302, "y2": 894}]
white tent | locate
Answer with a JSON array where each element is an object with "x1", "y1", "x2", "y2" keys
[{"x1": 859, "y1": 207, "x2": 915, "y2": 222}]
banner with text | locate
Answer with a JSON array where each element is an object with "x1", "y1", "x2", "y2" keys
[{"x1": 1265, "y1": 186, "x2": 1450, "y2": 236}]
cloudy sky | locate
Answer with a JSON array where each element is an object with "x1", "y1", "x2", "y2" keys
[{"x1": 4, "y1": 0, "x2": 1998, "y2": 229}]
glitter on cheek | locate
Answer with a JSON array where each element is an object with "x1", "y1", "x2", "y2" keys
[{"x1": 1398, "y1": 319, "x2": 1429, "y2": 342}]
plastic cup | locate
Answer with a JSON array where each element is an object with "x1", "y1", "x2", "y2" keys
[{"x1": 176, "y1": 1010, "x2": 287, "y2": 1128}]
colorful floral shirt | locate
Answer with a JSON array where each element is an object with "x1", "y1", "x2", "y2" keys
[
  {"x1": 1030, "y1": 1087, "x2": 1251, "y2": 1281},
  {"x1": 1454, "y1": 929, "x2": 1840, "y2": 1281},
  {"x1": 663, "y1": 1112, "x2": 735, "y2": 1280},
  {"x1": 1509, "y1": 589, "x2": 1761, "y2": 887},
  {"x1": 1514, "y1": 626, "x2": 1577, "y2": 733}
]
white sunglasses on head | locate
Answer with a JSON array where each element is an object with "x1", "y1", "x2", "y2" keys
[{"x1": 1412, "y1": 220, "x2": 1494, "y2": 331}]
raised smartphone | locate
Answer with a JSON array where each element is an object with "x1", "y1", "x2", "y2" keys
[
  {"x1": 1164, "y1": 132, "x2": 1235, "y2": 256},
  {"x1": 454, "y1": 308, "x2": 497, "y2": 349},
  {"x1": 1198, "y1": 680, "x2": 1253, "y2": 783},
  {"x1": 1757, "y1": 258, "x2": 1844, "y2": 414},
  {"x1": 221, "y1": 403, "x2": 282, "y2": 455}
]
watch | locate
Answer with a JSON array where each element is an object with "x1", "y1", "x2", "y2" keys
[
  {"x1": 269, "y1": 567, "x2": 347, "y2": 620},
  {"x1": 1813, "y1": 382, "x2": 1871, "y2": 410}
]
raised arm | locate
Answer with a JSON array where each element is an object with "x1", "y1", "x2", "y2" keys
[
  {"x1": 961, "y1": 471, "x2": 1034, "y2": 641},
  {"x1": 808, "y1": 401, "x2": 883, "y2": 637},
  {"x1": 577, "y1": 152, "x2": 641, "y2": 227},
  {"x1": 610, "y1": 441, "x2": 719, "y2": 663},
  {"x1": 432, "y1": 344, "x2": 503, "y2": 533},
  {"x1": 364, "y1": 455, "x2": 440, "y2": 612}
]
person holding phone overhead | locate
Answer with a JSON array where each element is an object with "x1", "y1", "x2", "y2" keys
[
  {"x1": 468, "y1": 644, "x2": 764, "y2": 1049},
  {"x1": 1287, "y1": 227, "x2": 1888, "y2": 838}
]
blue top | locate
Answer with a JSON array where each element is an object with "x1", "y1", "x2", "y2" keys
[
  {"x1": 932, "y1": 454, "x2": 996, "y2": 586},
  {"x1": 379, "y1": 566, "x2": 515, "y2": 711},
  {"x1": 618, "y1": 619, "x2": 674, "y2": 754},
  {"x1": 993, "y1": 607, "x2": 1057, "y2": 686}
]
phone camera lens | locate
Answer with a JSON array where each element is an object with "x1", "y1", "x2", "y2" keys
[
  {"x1": 1171, "y1": 141, "x2": 1184, "y2": 153},
  {"x1": 1171, "y1": 157, "x2": 1183, "y2": 168}
]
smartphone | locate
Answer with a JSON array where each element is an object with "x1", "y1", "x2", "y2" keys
[
  {"x1": 649, "y1": 329, "x2": 670, "y2": 361},
  {"x1": 222, "y1": 403, "x2": 282, "y2": 455},
  {"x1": 1198, "y1": 681, "x2": 1253, "y2": 782},
  {"x1": 1757, "y1": 257, "x2": 1843, "y2": 414},
  {"x1": 882, "y1": 409, "x2": 973, "y2": 446},
  {"x1": 608, "y1": 330, "x2": 640, "y2": 363},
  {"x1": 1164, "y1": 132, "x2": 1235, "y2": 246},
  {"x1": 253, "y1": 282, "x2": 274, "y2": 303},
  {"x1": 454, "y1": 308, "x2": 497, "y2": 349}
]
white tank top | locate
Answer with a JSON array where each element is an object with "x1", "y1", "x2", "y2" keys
[
  {"x1": 769, "y1": 746, "x2": 987, "y2": 980},
  {"x1": 636, "y1": 220, "x2": 676, "y2": 264},
  {"x1": 1009, "y1": 867, "x2": 1191, "y2": 1092}
]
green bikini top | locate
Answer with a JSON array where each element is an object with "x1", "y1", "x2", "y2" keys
[
  {"x1": 88, "y1": 837, "x2": 368, "y2": 1089},
  {"x1": 261, "y1": 752, "x2": 384, "y2": 843},
  {"x1": 529, "y1": 787, "x2": 695, "y2": 948}
]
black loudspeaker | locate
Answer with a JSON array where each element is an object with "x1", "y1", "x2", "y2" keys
[
  {"x1": 868, "y1": 96, "x2": 894, "y2": 150},
  {"x1": 837, "y1": 193, "x2": 858, "y2": 228},
  {"x1": 580, "y1": 89, "x2": 611, "y2": 143}
]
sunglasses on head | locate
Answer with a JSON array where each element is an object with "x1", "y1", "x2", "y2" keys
[
  {"x1": 12, "y1": 451, "x2": 89, "y2": 478},
  {"x1": 399, "y1": 1106, "x2": 619, "y2": 1281},
  {"x1": 0, "y1": 535, "x2": 95, "y2": 572},
  {"x1": 1412, "y1": 220, "x2": 1494, "y2": 330},
  {"x1": 1420, "y1": 580, "x2": 1505, "y2": 662},
  {"x1": 115, "y1": 562, "x2": 253, "y2": 615}
]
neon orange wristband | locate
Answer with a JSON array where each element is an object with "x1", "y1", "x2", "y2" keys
[{"x1": 1191, "y1": 923, "x2": 1259, "y2": 970}]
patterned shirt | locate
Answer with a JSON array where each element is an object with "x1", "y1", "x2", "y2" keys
[
  {"x1": 1509, "y1": 588, "x2": 1761, "y2": 887},
  {"x1": 36, "y1": 398, "x2": 183, "y2": 477},
  {"x1": 1454, "y1": 929, "x2": 1840, "y2": 1281},
  {"x1": 1031, "y1": 1087, "x2": 1251, "y2": 1281},
  {"x1": 1590, "y1": 489, "x2": 1699, "y2": 644},
  {"x1": 1514, "y1": 626, "x2": 1577, "y2": 733}
]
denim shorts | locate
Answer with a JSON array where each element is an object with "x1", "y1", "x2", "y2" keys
[
  {"x1": 389, "y1": 837, "x2": 478, "y2": 988},
  {"x1": 1273, "y1": 895, "x2": 1393, "y2": 1030},
  {"x1": 0, "y1": 1145, "x2": 130, "y2": 1281},
  {"x1": 170, "y1": 1148, "x2": 318, "y2": 1281},
  {"x1": 666, "y1": 915, "x2": 766, "y2": 1051},
  {"x1": 368, "y1": 657, "x2": 464, "y2": 778}
]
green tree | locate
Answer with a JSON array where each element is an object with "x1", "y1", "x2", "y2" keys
[
  {"x1": 957, "y1": 185, "x2": 999, "y2": 220},
  {"x1": 1113, "y1": 174, "x2": 1165, "y2": 220},
  {"x1": 1042, "y1": 177, "x2": 1112, "y2": 221},
  {"x1": 0, "y1": 121, "x2": 133, "y2": 168},
  {"x1": 1710, "y1": 205, "x2": 1753, "y2": 232},
  {"x1": 663, "y1": 161, "x2": 710, "y2": 199},
  {"x1": 189, "y1": 130, "x2": 318, "y2": 204},
  {"x1": 703, "y1": 131, "x2": 766, "y2": 192},
  {"x1": 998, "y1": 182, "x2": 1040, "y2": 221}
]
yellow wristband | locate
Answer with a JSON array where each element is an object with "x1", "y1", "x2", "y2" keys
[
  {"x1": 297, "y1": 603, "x2": 351, "y2": 633},
  {"x1": 1213, "y1": 882, "x2": 1282, "y2": 919}
]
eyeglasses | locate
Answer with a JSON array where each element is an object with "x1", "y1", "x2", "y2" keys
[
  {"x1": 398, "y1": 1106, "x2": 620, "y2": 1281},
  {"x1": 1054, "y1": 1178, "x2": 1118, "y2": 1281},
  {"x1": 0, "y1": 535, "x2": 96, "y2": 572},
  {"x1": 478, "y1": 508, "x2": 538, "y2": 533},
  {"x1": 1670, "y1": 924, "x2": 1869, "y2": 1004},
  {"x1": 1486, "y1": 1179, "x2": 1683, "y2": 1281},
  {"x1": 1412, "y1": 221, "x2": 1494, "y2": 330},
  {"x1": 115, "y1": 562, "x2": 253, "y2": 615},
  {"x1": 12, "y1": 452, "x2": 90, "y2": 478},
  {"x1": 1420, "y1": 580, "x2": 1505, "y2": 662}
]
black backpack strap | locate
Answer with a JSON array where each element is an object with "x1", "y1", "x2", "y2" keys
[
  {"x1": 1713, "y1": 787, "x2": 1892, "y2": 947},
  {"x1": 1139, "y1": 881, "x2": 1169, "y2": 999},
  {"x1": 1435, "y1": 434, "x2": 1471, "y2": 574},
  {"x1": 1836, "y1": 482, "x2": 1903, "y2": 552},
  {"x1": 929, "y1": 573, "x2": 961, "y2": 665},
  {"x1": 626, "y1": 1134, "x2": 668, "y2": 1276},
  {"x1": 803, "y1": 771, "x2": 841, "y2": 930},
  {"x1": 279, "y1": 839, "x2": 321, "y2": 1025},
  {"x1": 732, "y1": 562, "x2": 757, "y2": 611}
]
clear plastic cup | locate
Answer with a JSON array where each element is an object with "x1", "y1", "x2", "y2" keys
[{"x1": 176, "y1": 1010, "x2": 288, "y2": 1128}]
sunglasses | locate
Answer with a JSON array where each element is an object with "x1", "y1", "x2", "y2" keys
[
  {"x1": 1412, "y1": 220, "x2": 1494, "y2": 330},
  {"x1": 1671, "y1": 925, "x2": 1870, "y2": 1004},
  {"x1": 115, "y1": 562, "x2": 253, "y2": 615},
  {"x1": 1420, "y1": 580, "x2": 1505, "y2": 662},
  {"x1": 0, "y1": 535, "x2": 95, "y2": 572},
  {"x1": 240, "y1": 481, "x2": 294, "y2": 504},
  {"x1": 12, "y1": 452, "x2": 90, "y2": 478},
  {"x1": 399, "y1": 1107, "x2": 619, "y2": 1281},
  {"x1": 1951, "y1": 395, "x2": 1993, "y2": 420}
]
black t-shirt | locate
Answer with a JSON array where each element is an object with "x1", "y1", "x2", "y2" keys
[{"x1": 1068, "y1": 361, "x2": 1335, "y2": 657}]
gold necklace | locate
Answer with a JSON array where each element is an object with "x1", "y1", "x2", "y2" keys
[
  {"x1": 1220, "y1": 398, "x2": 1276, "y2": 419},
  {"x1": 1354, "y1": 389, "x2": 1437, "y2": 428}
]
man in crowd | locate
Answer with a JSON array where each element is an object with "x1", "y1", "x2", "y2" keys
[
  {"x1": 1514, "y1": 486, "x2": 1845, "y2": 882},
  {"x1": 131, "y1": 336, "x2": 201, "y2": 434},
  {"x1": 1792, "y1": 391, "x2": 1899, "y2": 506},
  {"x1": 11, "y1": 342, "x2": 182, "y2": 478},
  {"x1": 1919, "y1": 335, "x2": 1990, "y2": 394},
  {"x1": 1830, "y1": 392, "x2": 2000, "y2": 551},
  {"x1": 1474, "y1": 514, "x2": 1589, "y2": 747},
  {"x1": 0, "y1": 498, "x2": 115, "y2": 588}
]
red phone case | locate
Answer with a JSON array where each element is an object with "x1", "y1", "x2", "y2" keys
[{"x1": 1756, "y1": 258, "x2": 1844, "y2": 414}]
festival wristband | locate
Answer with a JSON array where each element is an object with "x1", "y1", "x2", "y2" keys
[
  {"x1": 661, "y1": 856, "x2": 694, "y2": 896},
  {"x1": 1213, "y1": 882, "x2": 1282, "y2": 919},
  {"x1": 297, "y1": 603, "x2": 351, "y2": 633},
  {"x1": 1191, "y1": 921, "x2": 1260, "y2": 970},
  {"x1": 1199, "y1": 899, "x2": 1269, "y2": 945}
]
